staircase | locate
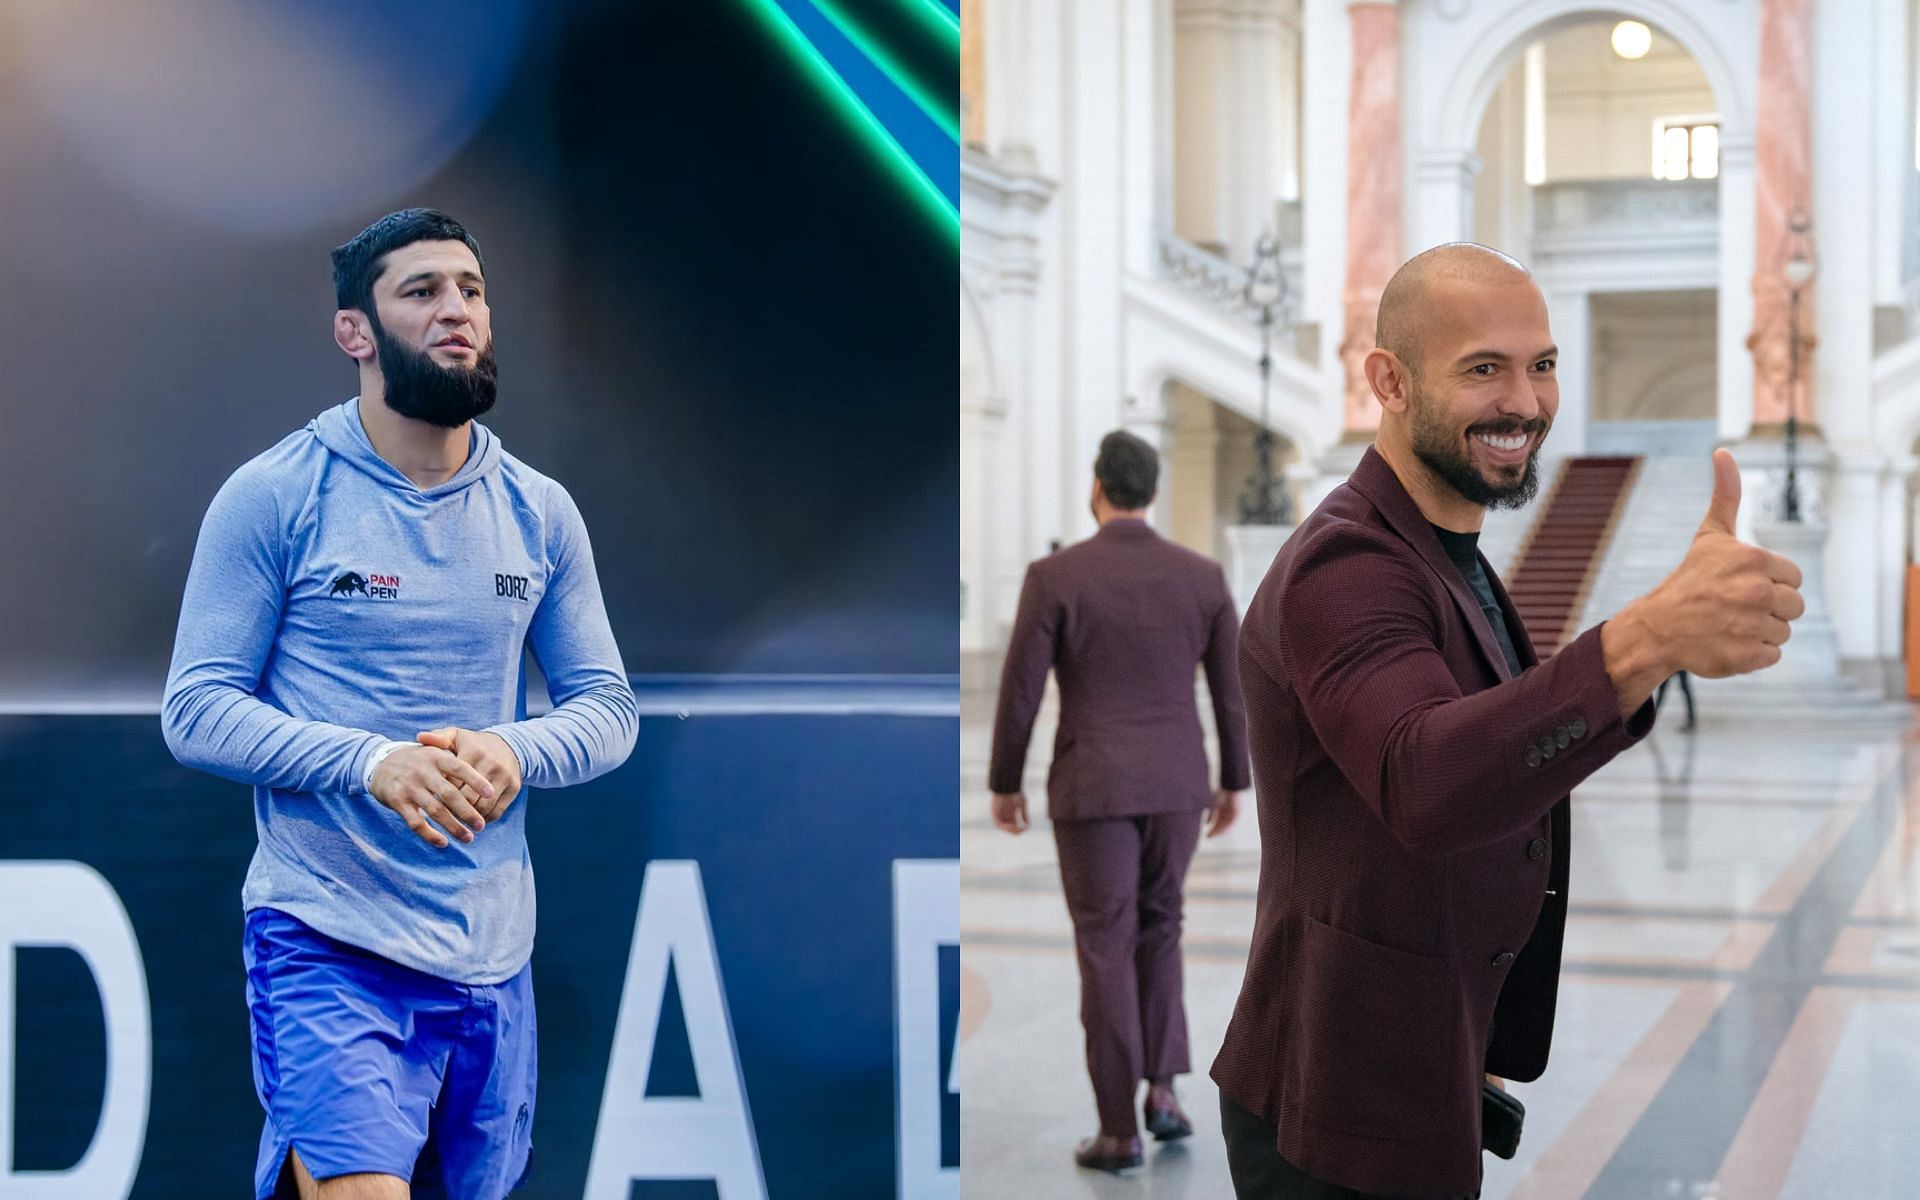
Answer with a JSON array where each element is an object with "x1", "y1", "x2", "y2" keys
[
  {"x1": 1478, "y1": 456, "x2": 1563, "y2": 577},
  {"x1": 1577, "y1": 455, "x2": 1912, "y2": 727},
  {"x1": 1504, "y1": 456, "x2": 1640, "y2": 655},
  {"x1": 1575, "y1": 455, "x2": 1712, "y2": 632}
]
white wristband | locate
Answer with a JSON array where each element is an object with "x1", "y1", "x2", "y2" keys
[{"x1": 362, "y1": 739, "x2": 405, "y2": 794}]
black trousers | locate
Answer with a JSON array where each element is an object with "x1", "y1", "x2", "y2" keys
[{"x1": 1219, "y1": 1093, "x2": 1477, "y2": 1200}]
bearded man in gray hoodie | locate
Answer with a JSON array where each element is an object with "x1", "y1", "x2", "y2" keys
[{"x1": 164, "y1": 208, "x2": 638, "y2": 1200}]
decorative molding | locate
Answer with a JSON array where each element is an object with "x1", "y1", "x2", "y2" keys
[
  {"x1": 961, "y1": 148, "x2": 1056, "y2": 302},
  {"x1": 1172, "y1": 2, "x2": 1289, "y2": 36},
  {"x1": 959, "y1": 147, "x2": 1056, "y2": 214},
  {"x1": 1532, "y1": 178, "x2": 1719, "y2": 233},
  {"x1": 1415, "y1": 147, "x2": 1484, "y2": 185},
  {"x1": 1154, "y1": 230, "x2": 1305, "y2": 331}
]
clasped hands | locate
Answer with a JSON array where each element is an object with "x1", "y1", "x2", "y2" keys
[{"x1": 367, "y1": 727, "x2": 524, "y2": 849}]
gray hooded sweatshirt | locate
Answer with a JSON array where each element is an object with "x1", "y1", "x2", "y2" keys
[{"x1": 163, "y1": 398, "x2": 638, "y2": 982}]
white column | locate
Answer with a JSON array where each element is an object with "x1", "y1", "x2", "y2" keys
[
  {"x1": 1230, "y1": 3, "x2": 1285, "y2": 259},
  {"x1": 1300, "y1": 0, "x2": 1350, "y2": 371},
  {"x1": 1811, "y1": 0, "x2": 1876, "y2": 448},
  {"x1": 1121, "y1": 0, "x2": 1160, "y2": 277},
  {"x1": 1172, "y1": 1, "x2": 1287, "y2": 263},
  {"x1": 982, "y1": 0, "x2": 1042, "y2": 170},
  {"x1": 1824, "y1": 453, "x2": 1884, "y2": 665},
  {"x1": 963, "y1": 150, "x2": 1059, "y2": 648},
  {"x1": 1151, "y1": 0, "x2": 1178, "y2": 248},
  {"x1": 1546, "y1": 288, "x2": 1592, "y2": 456},
  {"x1": 984, "y1": 0, "x2": 1067, "y2": 565},
  {"x1": 1878, "y1": 456, "x2": 1915, "y2": 667},
  {"x1": 986, "y1": 191, "x2": 1055, "y2": 604},
  {"x1": 1061, "y1": 0, "x2": 1127, "y2": 542},
  {"x1": 1411, "y1": 148, "x2": 1480, "y2": 251},
  {"x1": 1473, "y1": 68, "x2": 1532, "y2": 256},
  {"x1": 1717, "y1": 134, "x2": 1758, "y2": 441},
  {"x1": 959, "y1": 379, "x2": 994, "y2": 656},
  {"x1": 1275, "y1": 8, "x2": 1303, "y2": 202},
  {"x1": 1871, "y1": 0, "x2": 1910, "y2": 304},
  {"x1": 1811, "y1": 0, "x2": 1882, "y2": 672},
  {"x1": 1172, "y1": 2, "x2": 1227, "y2": 249}
]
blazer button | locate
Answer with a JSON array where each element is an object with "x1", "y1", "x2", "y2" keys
[
  {"x1": 1526, "y1": 837, "x2": 1547, "y2": 860},
  {"x1": 1525, "y1": 746, "x2": 1542, "y2": 768},
  {"x1": 1539, "y1": 736, "x2": 1557, "y2": 760},
  {"x1": 1555, "y1": 726, "x2": 1571, "y2": 749},
  {"x1": 1492, "y1": 951, "x2": 1515, "y2": 967},
  {"x1": 1569, "y1": 717, "x2": 1588, "y2": 739}
]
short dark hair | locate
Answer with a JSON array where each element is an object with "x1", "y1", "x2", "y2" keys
[
  {"x1": 331, "y1": 208, "x2": 485, "y2": 314},
  {"x1": 1095, "y1": 430, "x2": 1158, "y2": 510}
]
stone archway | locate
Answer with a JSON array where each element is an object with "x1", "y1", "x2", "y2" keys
[{"x1": 1416, "y1": 1, "x2": 1756, "y2": 448}]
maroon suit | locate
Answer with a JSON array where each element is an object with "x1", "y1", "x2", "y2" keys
[
  {"x1": 1212, "y1": 448, "x2": 1654, "y2": 1197},
  {"x1": 990, "y1": 518, "x2": 1250, "y2": 1137}
]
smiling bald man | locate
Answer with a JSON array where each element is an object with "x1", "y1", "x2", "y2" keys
[{"x1": 1211, "y1": 243, "x2": 1805, "y2": 1197}]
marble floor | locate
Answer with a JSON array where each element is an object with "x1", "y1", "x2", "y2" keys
[{"x1": 959, "y1": 684, "x2": 1920, "y2": 1198}]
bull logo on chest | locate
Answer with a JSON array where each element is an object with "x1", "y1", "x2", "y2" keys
[{"x1": 328, "y1": 571, "x2": 370, "y2": 597}]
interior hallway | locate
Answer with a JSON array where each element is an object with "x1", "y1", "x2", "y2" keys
[{"x1": 960, "y1": 683, "x2": 1920, "y2": 1197}]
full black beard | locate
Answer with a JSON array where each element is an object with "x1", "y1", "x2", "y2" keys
[
  {"x1": 373, "y1": 320, "x2": 498, "y2": 429},
  {"x1": 1408, "y1": 384, "x2": 1547, "y2": 511}
]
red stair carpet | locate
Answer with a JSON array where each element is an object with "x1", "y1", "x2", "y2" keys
[{"x1": 1505, "y1": 456, "x2": 1640, "y2": 656}]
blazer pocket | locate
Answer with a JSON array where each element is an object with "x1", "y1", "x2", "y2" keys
[{"x1": 1295, "y1": 916, "x2": 1457, "y2": 1141}]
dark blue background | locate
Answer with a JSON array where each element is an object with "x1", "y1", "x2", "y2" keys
[
  {"x1": 2, "y1": 704, "x2": 957, "y2": 1197},
  {"x1": 0, "y1": 0, "x2": 958, "y2": 699}
]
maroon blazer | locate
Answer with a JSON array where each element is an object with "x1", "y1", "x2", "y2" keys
[
  {"x1": 1211, "y1": 448, "x2": 1654, "y2": 1197},
  {"x1": 988, "y1": 519, "x2": 1251, "y2": 820}
]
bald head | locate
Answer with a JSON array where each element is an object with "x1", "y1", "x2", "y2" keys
[{"x1": 1376, "y1": 243, "x2": 1532, "y2": 376}]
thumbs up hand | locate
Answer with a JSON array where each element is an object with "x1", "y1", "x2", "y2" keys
[
  {"x1": 1698, "y1": 446, "x2": 1743, "y2": 538},
  {"x1": 1612, "y1": 450, "x2": 1805, "y2": 689}
]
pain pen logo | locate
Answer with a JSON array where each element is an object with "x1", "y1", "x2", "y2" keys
[{"x1": 328, "y1": 570, "x2": 400, "y2": 600}]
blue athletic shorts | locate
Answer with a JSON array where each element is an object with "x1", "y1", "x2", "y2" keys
[{"x1": 242, "y1": 907, "x2": 536, "y2": 1200}]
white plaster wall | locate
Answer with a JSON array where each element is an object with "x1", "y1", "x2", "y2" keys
[
  {"x1": 1299, "y1": 0, "x2": 1350, "y2": 399},
  {"x1": 1591, "y1": 290, "x2": 1717, "y2": 421},
  {"x1": 1474, "y1": 64, "x2": 1533, "y2": 257},
  {"x1": 1537, "y1": 21, "x2": 1716, "y2": 182},
  {"x1": 1815, "y1": 0, "x2": 1903, "y2": 663},
  {"x1": 1872, "y1": 0, "x2": 1912, "y2": 305}
]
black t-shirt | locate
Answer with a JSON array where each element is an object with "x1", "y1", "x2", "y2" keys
[{"x1": 1430, "y1": 524, "x2": 1524, "y2": 677}]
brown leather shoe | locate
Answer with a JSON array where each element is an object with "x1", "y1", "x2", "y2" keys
[
  {"x1": 1144, "y1": 1083, "x2": 1193, "y2": 1141},
  {"x1": 1074, "y1": 1134, "x2": 1144, "y2": 1171},
  {"x1": 1144, "y1": 1103, "x2": 1192, "y2": 1141}
]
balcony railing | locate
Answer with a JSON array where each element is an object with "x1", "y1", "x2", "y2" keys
[
  {"x1": 1532, "y1": 178, "x2": 1718, "y2": 237},
  {"x1": 1153, "y1": 230, "x2": 1305, "y2": 329}
]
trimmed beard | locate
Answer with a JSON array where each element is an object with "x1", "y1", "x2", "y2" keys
[
  {"x1": 372, "y1": 316, "x2": 498, "y2": 429},
  {"x1": 1407, "y1": 380, "x2": 1546, "y2": 511}
]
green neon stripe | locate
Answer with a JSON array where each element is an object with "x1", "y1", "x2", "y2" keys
[
  {"x1": 812, "y1": 0, "x2": 960, "y2": 140},
  {"x1": 742, "y1": 0, "x2": 958, "y2": 238},
  {"x1": 905, "y1": 0, "x2": 960, "y2": 44}
]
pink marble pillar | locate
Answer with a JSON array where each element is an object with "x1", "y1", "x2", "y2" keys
[
  {"x1": 1339, "y1": 2, "x2": 1401, "y2": 437},
  {"x1": 1747, "y1": 0, "x2": 1814, "y2": 428},
  {"x1": 961, "y1": 0, "x2": 984, "y2": 149}
]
